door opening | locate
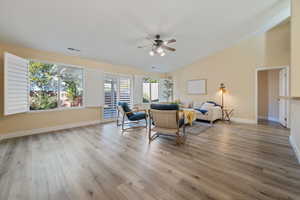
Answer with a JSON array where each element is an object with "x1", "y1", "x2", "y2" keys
[{"x1": 255, "y1": 66, "x2": 289, "y2": 128}]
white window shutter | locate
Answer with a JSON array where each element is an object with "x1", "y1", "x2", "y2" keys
[
  {"x1": 119, "y1": 77, "x2": 132, "y2": 106},
  {"x1": 159, "y1": 79, "x2": 173, "y2": 102},
  {"x1": 133, "y1": 75, "x2": 143, "y2": 105},
  {"x1": 158, "y1": 79, "x2": 166, "y2": 102},
  {"x1": 4, "y1": 52, "x2": 29, "y2": 115},
  {"x1": 85, "y1": 68, "x2": 104, "y2": 107}
]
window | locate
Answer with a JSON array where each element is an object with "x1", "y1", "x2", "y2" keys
[
  {"x1": 103, "y1": 75, "x2": 132, "y2": 120},
  {"x1": 143, "y1": 78, "x2": 159, "y2": 103},
  {"x1": 59, "y1": 66, "x2": 84, "y2": 108},
  {"x1": 104, "y1": 77, "x2": 118, "y2": 119},
  {"x1": 29, "y1": 61, "x2": 83, "y2": 111}
]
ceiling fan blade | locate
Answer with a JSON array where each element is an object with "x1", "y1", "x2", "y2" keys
[
  {"x1": 162, "y1": 45, "x2": 176, "y2": 52},
  {"x1": 165, "y1": 39, "x2": 176, "y2": 44}
]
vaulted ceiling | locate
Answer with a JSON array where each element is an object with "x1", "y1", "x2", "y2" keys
[{"x1": 0, "y1": 0, "x2": 290, "y2": 72}]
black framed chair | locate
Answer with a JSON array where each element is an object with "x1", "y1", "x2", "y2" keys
[
  {"x1": 148, "y1": 104, "x2": 186, "y2": 145},
  {"x1": 117, "y1": 102, "x2": 148, "y2": 131}
]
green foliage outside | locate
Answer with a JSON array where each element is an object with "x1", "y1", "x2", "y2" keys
[
  {"x1": 29, "y1": 61, "x2": 83, "y2": 110},
  {"x1": 61, "y1": 70, "x2": 83, "y2": 107},
  {"x1": 29, "y1": 62, "x2": 58, "y2": 110}
]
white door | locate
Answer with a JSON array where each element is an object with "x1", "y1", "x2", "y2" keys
[{"x1": 279, "y1": 68, "x2": 288, "y2": 127}]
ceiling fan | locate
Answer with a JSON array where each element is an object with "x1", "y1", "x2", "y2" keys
[{"x1": 138, "y1": 34, "x2": 176, "y2": 56}]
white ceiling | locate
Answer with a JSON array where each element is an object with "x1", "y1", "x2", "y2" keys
[{"x1": 0, "y1": 0, "x2": 290, "y2": 73}]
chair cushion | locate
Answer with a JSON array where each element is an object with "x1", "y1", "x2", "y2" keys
[
  {"x1": 152, "y1": 115, "x2": 185, "y2": 127},
  {"x1": 194, "y1": 108, "x2": 208, "y2": 115},
  {"x1": 206, "y1": 101, "x2": 221, "y2": 107},
  {"x1": 118, "y1": 102, "x2": 133, "y2": 117},
  {"x1": 128, "y1": 112, "x2": 146, "y2": 121},
  {"x1": 150, "y1": 104, "x2": 179, "y2": 110},
  {"x1": 200, "y1": 102, "x2": 215, "y2": 110}
]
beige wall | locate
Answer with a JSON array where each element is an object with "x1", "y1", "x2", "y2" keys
[
  {"x1": 170, "y1": 22, "x2": 290, "y2": 121},
  {"x1": 291, "y1": 0, "x2": 300, "y2": 97},
  {"x1": 290, "y1": 0, "x2": 300, "y2": 162},
  {"x1": 0, "y1": 43, "x2": 162, "y2": 135},
  {"x1": 258, "y1": 71, "x2": 269, "y2": 118}
]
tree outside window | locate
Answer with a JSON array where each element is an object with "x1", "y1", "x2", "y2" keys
[{"x1": 29, "y1": 61, "x2": 83, "y2": 110}]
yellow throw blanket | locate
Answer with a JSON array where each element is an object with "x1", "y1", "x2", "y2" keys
[{"x1": 182, "y1": 109, "x2": 196, "y2": 125}]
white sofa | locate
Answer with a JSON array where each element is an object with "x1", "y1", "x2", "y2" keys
[{"x1": 194, "y1": 102, "x2": 222, "y2": 124}]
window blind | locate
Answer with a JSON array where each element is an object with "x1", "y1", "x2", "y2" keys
[
  {"x1": 133, "y1": 75, "x2": 143, "y2": 105},
  {"x1": 103, "y1": 75, "x2": 132, "y2": 120},
  {"x1": 103, "y1": 76, "x2": 118, "y2": 119},
  {"x1": 119, "y1": 77, "x2": 131, "y2": 107},
  {"x1": 4, "y1": 52, "x2": 29, "y2": 115}
]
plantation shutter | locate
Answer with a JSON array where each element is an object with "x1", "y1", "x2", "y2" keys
[
  {"x1": 159, "y1": 79, "x2": 167, "y2": 102},
  {"x1": 119, "y1": 77, "x2": 132, "y2": 107},
  {"x1": 103, "y1": 76, "x2": 117, "y2": 119},
  {"x1": 85, "y1": 68, "x2": 104, "y2": 107},
  {"x1": 133, "y1": 75, "x2": 143, "y2": 105},
  {"x1": 4, "y1": 52, "x2": 29, "y2": 115},
  {"x1": 159, "y1": 79, "x2": 173, "y2": 102}
]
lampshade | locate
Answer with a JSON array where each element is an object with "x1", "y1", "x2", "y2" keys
[{"x1": 219, "y1": 83, "x2": 226, "y2": 92}]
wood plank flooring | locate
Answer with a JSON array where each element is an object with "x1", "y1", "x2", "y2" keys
[{"x1": 0, "y1": 121, "x2": 300, "y2": 200}]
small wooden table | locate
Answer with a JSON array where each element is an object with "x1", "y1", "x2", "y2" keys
[{"x1": 223, "y1": 108, "x2": 234, "y2": 122}]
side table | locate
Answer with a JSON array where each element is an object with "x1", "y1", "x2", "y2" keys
[{"x1": 223, "y1": 108, "x2": 234, "y2": 122}]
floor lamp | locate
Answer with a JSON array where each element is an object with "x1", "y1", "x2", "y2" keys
[{"x1": 219, "y1": 83, "x2": 226, "y2": 120}]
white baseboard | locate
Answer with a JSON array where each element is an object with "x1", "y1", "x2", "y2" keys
[
  {"x1": 258, "y1": 116, "x2": 268, "y2": 120},
  {"x1": 231, "y1": 117, "x2": 257, "y2": 124},
  {"x1": 258, "y1": 116, "x2": 279, "y2": 123},
  {"x1": 289, "y1": 135, "x2": 300, "y2": 164},
  {"x1": 0, "y1": 120, "x2": 104, "y2": 141}
]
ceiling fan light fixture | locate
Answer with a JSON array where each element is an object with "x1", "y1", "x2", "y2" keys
[
  {"x1": 157, "y1": 47, "x2": 163, "y2": 54},
  {"x1": 149, "y1": 50, "x2": 154, "y2": 56},
  {"x1": 140, "y1": 34, "x2": 176, "y2": 57}
]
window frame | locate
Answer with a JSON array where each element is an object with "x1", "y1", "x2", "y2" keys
[
  {"x1": 103, "y1": 73, "x2": 133, "y2": 120},
  {"x1": 142, "y1": 78, "x2": 159, "y2": 104},
  {"x1": 28, "y1": 59, "x2": 85, "y2": 113}
]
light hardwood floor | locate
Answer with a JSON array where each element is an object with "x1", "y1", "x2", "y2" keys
[{"x1": 0, "y1": 121, "x2": 300, "y2": 200}]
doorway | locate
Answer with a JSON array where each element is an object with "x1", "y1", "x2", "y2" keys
[{"x1": 255, "y1": 66, "x2": 289, "y2": 128}]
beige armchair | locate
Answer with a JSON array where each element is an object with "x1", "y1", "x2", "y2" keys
[{"x1": 148, "y1": 104, "x2": 186, "y2": 145}]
